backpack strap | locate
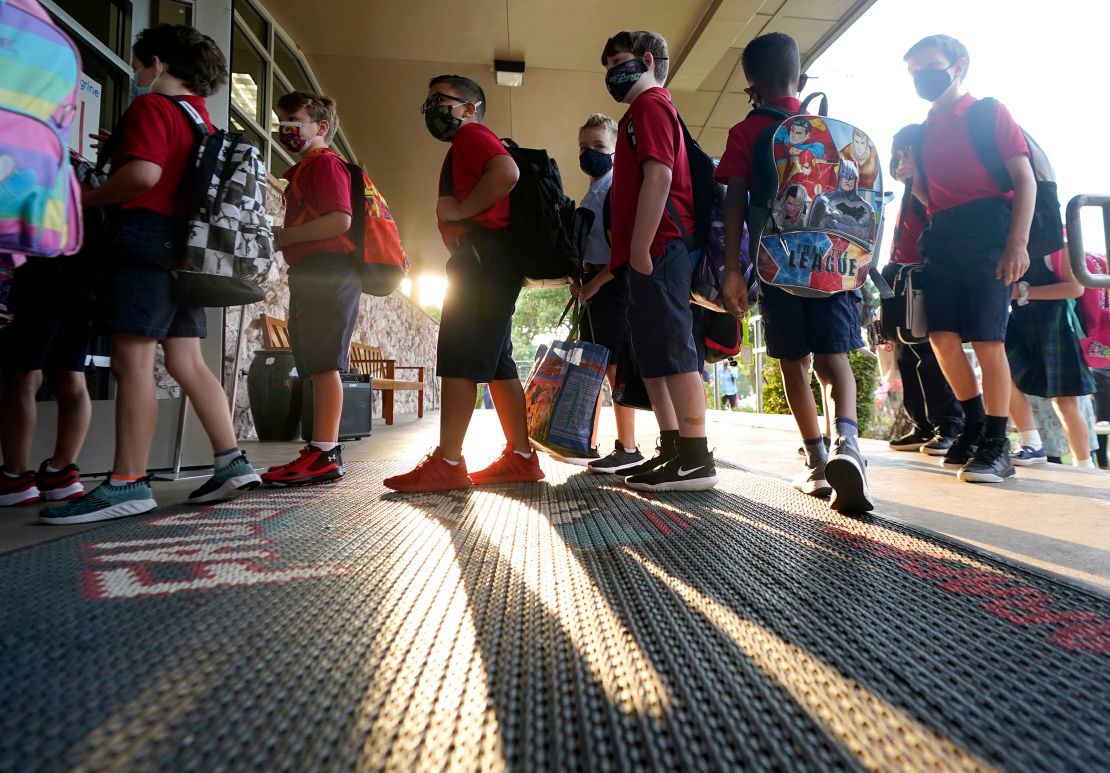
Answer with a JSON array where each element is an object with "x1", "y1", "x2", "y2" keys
[
  {"x1": 966, "y1": 97, "x2": 1013, "y2": 191},
  {"x1": 602, "y1": 187, "x2": 611, "y2": 247},
  {"x1": 798, "y1": 92, "x2": 829, "y2": 117},
  {"x1": 156, "y1": 93, "x2": 212, "y2": 142}
]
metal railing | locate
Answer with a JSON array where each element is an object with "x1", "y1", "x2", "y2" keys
[{"x1": 1066, "y1": 194, "x2": 1110, "y2": 289}]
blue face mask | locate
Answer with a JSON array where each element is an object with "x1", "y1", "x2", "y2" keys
[
  {"x1": 129, "y1": 84, "x2": 152, "y2": 102},
  {"x1": 579, "y1": 148, "x2": 613, "y2": 177}
]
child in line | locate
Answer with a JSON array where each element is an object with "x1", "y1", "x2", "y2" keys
[
  {"x1": 599, "y1": 30, "x2": 717, "y2": 492},
  {"x1": 904, "y1": 34, "x2": 1035, "y2": 484},
  {"x1": 42, "y1": 24, "x2": 260, "y2": 525},
  {"x1": 385, "y1": 75, "x2": 542, "y2": 492},
  {"x1": 719, "y1": 32, "x2": 872, "y2": 513},
  {"x1": 571, "y1": 113, "x2": 644, "y2": 474},
  {"x1": 264, "y1": 92, "x2": 359, "y2": 486}
]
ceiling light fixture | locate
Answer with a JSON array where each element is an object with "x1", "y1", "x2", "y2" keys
[{"x1": 494, "y1": 59, "x2": 525, "y2": 87}]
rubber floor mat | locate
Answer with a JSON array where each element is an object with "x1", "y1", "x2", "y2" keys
[{"x1": 0, "y1": 459, "x2": 1107, "y2": 771}]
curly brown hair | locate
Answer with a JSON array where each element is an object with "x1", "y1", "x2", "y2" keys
[{"x1": 132, "y1": 24, "x2": 228, "y2": 97}]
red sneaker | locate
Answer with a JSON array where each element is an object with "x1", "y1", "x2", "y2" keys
[
  {"x1": 36, "y1": 460, "x2": 84, "y2": 501},
  {"x1": 0, "y1": 470, "x2": 40, "y2": 506},
  {"x1": 261, "y1": 445, "x2": 344, "y2": 486},
  {"x1": 469, "y1": 444, "x2": 545, "y2": 485},
  {"x1": 384, "y1": 448, "x2": 472, "y2": 493}
]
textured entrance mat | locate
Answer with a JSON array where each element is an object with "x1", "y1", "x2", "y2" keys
[{"x1": 0, "y1": 460, "x2": 1107, "y2": 772}]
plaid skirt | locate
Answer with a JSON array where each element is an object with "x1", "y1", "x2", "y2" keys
[{"x1": 1006, "y1": 300, "x2": 1095, "y2": 398}]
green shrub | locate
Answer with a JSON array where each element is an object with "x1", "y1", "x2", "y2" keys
[{"x1": 761, "y1": 351, "x2": 879, "y2": 436}]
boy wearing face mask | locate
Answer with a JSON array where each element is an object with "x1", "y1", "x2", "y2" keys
[
  {"x1": 263, "y1": 92, "x2": 357, "y2": 486},
  {"x1": 718, "y1": 32, "x2": 873, "y2": 514},
  {"x1": 570, "y1": 113, "x2": 644, "y2": 474},
  {"x1": 385, "y1": 75, "x2": 541, "y2": 492},
  {"x1": 598, "y1": 31, "x2": 717, "y2": 493},
  {"x1": 904, "y1": 34, "x2": 1034, "y2": 484},
  {"x1": 42, "y1": 24, "x2": 261, "y2": 525}
]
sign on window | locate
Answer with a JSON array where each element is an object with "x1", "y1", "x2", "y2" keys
[{"x1": 67, "y1": 74, "x2": 103, "y2": 162}]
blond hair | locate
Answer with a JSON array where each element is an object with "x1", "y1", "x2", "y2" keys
[{"x1": 579, "y1": 113, "x2": 617, "y2": 137}]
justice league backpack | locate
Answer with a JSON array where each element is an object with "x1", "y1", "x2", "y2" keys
[
  {"x1": 746, "y1": 93, "x2": 886, "y2": 298},
  {"x1": 169, "y1": 96, "x2": 274, "y2": 307}
]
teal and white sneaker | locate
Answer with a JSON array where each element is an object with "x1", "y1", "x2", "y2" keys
[
  {"x1": 188, "y1": 453, "x2": 262, "y2": 504},
  {"x1": 40, "y1": 478, "x2": 157, "y2": 525}
]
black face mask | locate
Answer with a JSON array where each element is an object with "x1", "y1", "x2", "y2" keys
[
  {"x1": 425, "y1": 104, "x2": 462, "y2": 142},
  {"x1": 913, "y1": 67, "x2": 953, "y2": 102},
  {"x1": 579, "y1": 148, "x2": 613, "y2": 177},
  {"x1": 605, "y1": 58, "x2": 647, "y2": 103}
]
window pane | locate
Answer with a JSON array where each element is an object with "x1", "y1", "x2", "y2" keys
[
  {"x1": 230, "y1": 108, "x2": 266, "y2": 153},
  {"x1": 274, "y1": 35, "x2": 314, "y2": 94},
  {"x1": 66, "y1": 37, "x2": 127, "y2": 160},
  {"x1": 270, "y1": 147, "x2": 293, "y2": 179},
  {"x1": 230, "y1": 25, "x2": 266, "y2": 125},
  {"x1": 270, "y1": 74, "x2": 291, "y2": 133},
  {"x1": 155, "y1": 0, "x2": 193, "y2": 27},
  {"x1": 234, "y1": 0, "x2": 268, "y2": 48},
  {"x1": 52, "y1": 0, "x2": 127, "y2": 58}
]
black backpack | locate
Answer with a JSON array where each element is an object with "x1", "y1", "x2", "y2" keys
[
  {"x1": 966, "y1": 97, "x2": 1064, "y2": 259},
  {"x1": 441, "y1": 140, "x2": 579, "y2": 285}
]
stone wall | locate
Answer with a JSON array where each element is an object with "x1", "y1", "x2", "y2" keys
[{"x1": 222, "y1": 177, "x2": 440, "y2": 440}]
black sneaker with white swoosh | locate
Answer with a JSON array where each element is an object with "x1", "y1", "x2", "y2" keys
[{"x1": 624, "y1": 452, "x2": 719, "y2": 492}]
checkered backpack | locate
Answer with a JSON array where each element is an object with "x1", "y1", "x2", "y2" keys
[{"x1": 167, "y1": 96, "x2": 273, "y2": 307}]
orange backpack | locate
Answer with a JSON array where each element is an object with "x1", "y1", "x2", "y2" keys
[{"x1": 289, "y1": 149, "x2": 408, "y2": 295}]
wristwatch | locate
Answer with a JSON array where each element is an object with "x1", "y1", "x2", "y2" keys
[{"x1": 1016, "y1": 281, "x2": 1030, "y2": 307}]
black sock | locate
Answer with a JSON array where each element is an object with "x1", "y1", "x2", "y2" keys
[
  {"x1": 677, "y1": 436, "x2": 709, "y2": 464},
  {"x1": 983, "y1": 415, "x2": 1008, "y2": 440},
  {"x1": 660, "y1": 429, "x2": 680, "y2": 456},
  {"x1": 959, "y1": 395, "x2": 986, "y2": 425}
]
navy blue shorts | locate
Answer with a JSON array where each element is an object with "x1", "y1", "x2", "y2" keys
[
  {"x1": 1, "y1": 257, "x2": 92, "y2": 373},
  {"x1": 97, "y1": 210, "x2": 206, "y2": 340},
  {"x1": 579, "y1": 265, "x2": 629, "y2": 356},
  {"x1": 919, "y1": 197, "x2": 1012, "y2": 343},
  {"x1": 437, "y1": 230, "x2": 523, "y2": 382},
  {"x1": 759, "y1": 284, "x2": 863, "y2": 361},
  {"x1": 288, "y1": 252, "x2": 363, "y2": 376},
  {"x1": 626, "y1": 239, "x2": 700, "y2": 378}
]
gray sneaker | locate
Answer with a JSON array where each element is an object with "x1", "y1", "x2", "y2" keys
[
  {"x1": 792, "y1": 461, "x2": 831, "y2": 498},
  {"x1": 825, "y1": 436, "x2": 874, "y2": 514},
  {"x1": 188, "y1": 453, "x2": 262, "y2": 503}
]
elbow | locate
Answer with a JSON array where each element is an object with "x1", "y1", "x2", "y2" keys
[{"x1": 337, "y1": 213, "x2": 353, "y2": 233}]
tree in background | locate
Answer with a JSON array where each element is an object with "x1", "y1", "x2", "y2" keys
[{"x1": 511, "y1": 288, "x2": 574, "y2": 364}]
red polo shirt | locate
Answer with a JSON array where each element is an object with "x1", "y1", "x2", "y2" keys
[
  {"x1": 281, "y1": 147, "x2": 354, "y2": 266},
  {"x1": 112, "y1": 93, "x2": 212, "y2": 219},
  {"x1": 715, "y1": 96, "x2": 802, "y2": 184},
  {"x1": 890, "y1": 197, "x2": 928, "y2": 265},
  {"x1": 438, "y1": 122, "x2": 511, "y2": 246},
  {"x1": 610, "y1": 87, "x2": 695, "y2": 268},
  {"x1": 920, "y1": 93, "x2": 1028, "y2": 213}
]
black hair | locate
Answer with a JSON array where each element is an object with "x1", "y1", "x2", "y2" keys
[
  {"x1": 789, "y1": 118, "x2": 811, "y2": 132},
  {"x1": 600, "y1": 31, "x2": 669, "y2": 82},
  {"x1": 132, "y1": 24, "x2": 228, "y2": 97},
  {"x1": 428, "y1": 74, "x2": 487, "y2": 120},
  {"x1": 903, "y1": 34, "x2": 969, "y2": 74},
  {"x1": 741, "y1": 32, "x2": 800, "y2": 90},
  {"x1": 889, "y1": 123, "x2": 923, "y2": 178}
]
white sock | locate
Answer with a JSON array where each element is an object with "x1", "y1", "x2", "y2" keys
[
  {"x1": 442, "y1": 457, "x2": 460, "y2": 466},
  {"x1": 109, "y1": 476, "x2": 140, "y2": 487},
  {"x1": 214, "y1": 448, "x2": 240, "y2": 468},
  {"x1": 311, "y1": 441, "x2": 338, "y2": 453},
  {"x1": 1075, "y1": 457, "x2": 1095, "y2": 469},
  {"x1": 514, "y1": 450, "x2": 533, "y2": 459},
  {"x1": 2, "y1": 468, "x2": 20, "y2": 479},
  {"x1": 622, "y1": 445, "x2": 638, "y2": 454},
  {"x1": 1019, "y1": 430, "x2": 1043, "y2": 450},
  {"x1": 46, "y1": 461, "x2": 61, "y2": 473}
]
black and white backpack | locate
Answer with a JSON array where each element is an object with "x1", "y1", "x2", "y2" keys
[{"x1": 169, "y1": 96, "x2": 274, "y2": 307}]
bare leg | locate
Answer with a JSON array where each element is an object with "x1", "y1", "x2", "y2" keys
[
  {"x1": 307, "y1": 370, "x2": 342, "y2": 444},
  {"x1": 110, "y1": 334, "x2": 159, "y2": 478},
  {"x1": 439, "y1": 376, "x2": 478, "y2": 460},
  {"x1": 971, "y1": 341, "x2": 1010, "y2": 417},
  {"x1": 46, "y1": 370, "x2": 91, "y2": 467},
  {"x1": 643, "y1": 377, "x2": 678, "y2": 431},
  {"x1": 780, "y1": 358, "x2": 821, "y2": 440},
  {"x1": 813, "y1": 353, "x2": 857, "y2": 424},
  {"x1": 0, "y1": 370, "x2": 43, "y2": 472},
  {"x1": 606, "y1": 365, "x2": 637, "y2": 449},
  {"x1": 487, "y1": 377, "x2": 530, "y2": 451},
  {"x1": 662, "y1": 371, "x2": 706, "y2": 437},
  {"x1": 162, "y1": 337, "x2": 237, "y2": 452},
  {"x1": 1052, "y1": 396, "x2": 1092, "y2": 462},
  {"x1": 929, "y1": 332, "x2": 979, "y2": 400},
  {"x1": 1009, "y1": 380, "x2": 1035, "y2": 432}
]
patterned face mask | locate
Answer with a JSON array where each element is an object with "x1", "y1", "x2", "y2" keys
[{"x1": 277, "y1": 121, "x2": 317, "y2": 153}]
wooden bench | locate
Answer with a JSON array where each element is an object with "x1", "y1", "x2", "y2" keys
[{"x1": 258, "y1": 314, "x2": 424, "y2": 426}]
